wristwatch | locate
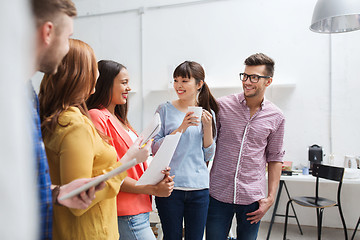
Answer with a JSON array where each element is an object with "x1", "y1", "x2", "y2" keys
[{"x1": 52, "y1": 185, "x2": 61, "y2": 206}]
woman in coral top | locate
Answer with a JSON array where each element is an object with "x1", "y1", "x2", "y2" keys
[
  {"x1": 39, "y1": 39, "x2": 151, "y2": 240},
  {"x1": 86, "y1": 60, "x2": 174, "y2": 240}
]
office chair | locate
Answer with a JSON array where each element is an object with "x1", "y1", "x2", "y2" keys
[
  {"x1": 351, "y1": 217, "x2": 360, "y2": 240},
  {"x1": 283, "y1": 163, "x2": 348, "y2": 240}
]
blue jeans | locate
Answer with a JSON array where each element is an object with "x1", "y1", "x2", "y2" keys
[
  {"x1": 155, "y1": 189, "x2": 209, "y2": 240},
  {"x1": 206, "y1": 196, "x2": 260, "y2": 240},
  {"x1": 117, "y1": 212, "x2": 156, "y2": 240}
]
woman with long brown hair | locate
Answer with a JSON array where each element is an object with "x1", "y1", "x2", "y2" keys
[
  {"x1": 86, "y1": 60, "x2": 174, "y2": 240},
  {"x1": 39, "y1": 39, "x2": 150, "y2": 240}
]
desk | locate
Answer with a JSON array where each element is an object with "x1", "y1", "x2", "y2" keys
[
  {"x1": 279, "y1": 172, "x2": 360, "y2": 185},
  {"x1": 266, "y1": 179, "x2": 302, "y2": 240},
  {"x1": 266, "y1": 172, "x2": 360, "y2": 240}
]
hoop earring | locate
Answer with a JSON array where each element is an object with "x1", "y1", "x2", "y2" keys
[
  {"x1": 197, "y1": 85, "x2": 204, "y2": 104},
  {"x1": 195, "y1": 91, "x2": 199, "y2": 105}
]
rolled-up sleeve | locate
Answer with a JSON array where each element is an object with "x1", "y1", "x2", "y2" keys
[
  {"x1": 266, "y1": 117, "x2": 285, "y2": 162},
  {"x1": 203, "y1": 141, "x2": 215, "y2": 162}
]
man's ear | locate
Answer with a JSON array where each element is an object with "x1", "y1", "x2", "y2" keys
[
  {"x1": 40, "y1": 21, "x2": 54, "y2": 46},
  {"x1": 265, "y1": 77, "x2": 272, "y2": 87}
]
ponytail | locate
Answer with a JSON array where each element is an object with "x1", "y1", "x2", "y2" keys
[{"x1": 198, "y1": 82, "x2": 218, "y2": 138}]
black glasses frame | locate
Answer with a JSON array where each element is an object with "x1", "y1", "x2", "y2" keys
[{"x1": 239, "y1": 73, "x2": 271, "y2": 83}]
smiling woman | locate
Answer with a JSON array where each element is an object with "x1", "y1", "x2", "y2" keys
[
  {"x1": 86, "y1": 60, "x2": 174, "y2": 240},
  {"x1": 38, "y1": 39, "x2": 150, "y2": 240},
  {"x1": 151, "y1": 61, "x2": 219, "y2": 239}
]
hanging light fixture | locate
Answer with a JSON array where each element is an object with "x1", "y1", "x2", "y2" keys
[
  {"x1": 310, "y1": 0, "x2": 360, "y2": 33},
  {"x1": 310, "y1": 0, "x2": 360, "y2": 158}
]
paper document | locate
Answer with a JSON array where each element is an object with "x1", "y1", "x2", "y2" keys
[
  {"x1": 59, "y1": 114, "x2": 161, "y2": 201},
  {"x1": 138, "y1": 113, "x2": 161, "y2": 146},
  {"x1": 59, "y1": 159, "x2": 138, "y2": 201},
  {"x1": 136, "y1": 132, "x2": 182, "y2": 185}
]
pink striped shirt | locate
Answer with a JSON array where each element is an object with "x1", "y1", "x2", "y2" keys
[{"x1": 210, "y1": 93, "x2": 285, "y2": 205}]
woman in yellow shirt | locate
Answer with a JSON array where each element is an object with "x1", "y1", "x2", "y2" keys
[{"x1": 39, "y1": 39, "x2": 151, "y2": 240}]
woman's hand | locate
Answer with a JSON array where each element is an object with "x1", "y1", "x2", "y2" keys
[
  {"x1": 172, "y1": 111, "x2": 199, "y2": 134},
  {"x1": 152, "y1": 167, "x2": 175, "y2": 197},
  {"x1": 122, "y1": 137, "x2": 151, "y2": 164},
  {"x1": 202, "y1": 109, "x2": 214, "y2": 148},
  {"x1": 201, "y1": 109, "x2": 213, "y2": 130}
]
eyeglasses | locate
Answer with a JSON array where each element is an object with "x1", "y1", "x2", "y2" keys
[{"x1": 239, "y1": 73, "x2": 271, "y2": 83}]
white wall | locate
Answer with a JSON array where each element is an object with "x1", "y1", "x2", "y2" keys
[
  {"x1": 0, "y1": 0, "x2": 39, "y2": 239},
  {"x1": 71, "y1": 0, "x2": 360, "y2": 228},
  {"x1": 72, "y1": 0, "x2": 360, "y2": 168}
]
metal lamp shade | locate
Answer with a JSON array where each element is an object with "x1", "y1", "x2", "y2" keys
[{"x1": 310, "y1": 0, "x2": 360, "y2": 33}]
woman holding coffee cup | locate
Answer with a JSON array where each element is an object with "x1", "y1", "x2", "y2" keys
[{"x1": 152, "y1": 61, "x2": 219, "y2": 239}]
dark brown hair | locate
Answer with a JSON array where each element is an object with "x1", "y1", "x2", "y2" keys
[
  {"x1": 173, "y1": 61, "x2": 219, "y2": 137},
  {"x1": 244, "y1": 53, "x2": 275, "y2": 77},
  {"x1": 86, "y1": 60, "x2": 132, "y2": 129},
  {"x1": 31, "y1": 0, "x2": 77, "y2": 28},
  {"x1": 39, "y1": 39, "x2": 98, "y2": 137}
]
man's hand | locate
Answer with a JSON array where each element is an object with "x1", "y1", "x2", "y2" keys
[
  {"x1": 246, "y1": 196, "x2": 274, "y2": 224},
  {"x1": 57, "y1": 178, "x2": 106, "y2": 209}
]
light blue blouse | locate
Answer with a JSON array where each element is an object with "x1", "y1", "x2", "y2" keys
[{"x1": 152, "y1": 102, "x2": 216, "y2": 189}]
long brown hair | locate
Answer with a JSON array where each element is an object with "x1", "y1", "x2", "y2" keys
[
  {"x1": 86, "y1": 60, "x2": 132, "y2": 129},
  {"x1": 173, "y1": 61, "x2": 219, "y2": 137},
  {"x1": 39, "y1": 38, "x2": 98, "y2": 137}
]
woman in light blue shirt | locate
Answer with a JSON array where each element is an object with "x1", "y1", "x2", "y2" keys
[{"x1": 152, "y1": 61, "x2": 219, "y2": 240}]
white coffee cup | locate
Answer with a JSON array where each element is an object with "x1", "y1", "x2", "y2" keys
[
  {"x1": 344, "y1": 155, "x2": 357, "y2": 169},
  {"x1": 187, "y1": 106, "x2": 202, "y2": 124}
]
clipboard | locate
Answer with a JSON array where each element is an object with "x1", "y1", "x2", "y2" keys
[
  {"x1": 59, "y1": 113, "x2": 162, "y2": 201},
  {"x1": 58, "y1": 159, "x2": 137, "y2": 201},
  {"x1": 136, "y1": 132, "x2": 182, "y2": 186}
]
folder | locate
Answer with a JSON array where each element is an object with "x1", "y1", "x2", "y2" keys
[
  {"x1": 136, "y1": 132, "x2": 181, "y2": 186},
  {"x1": 59, "y1": 113, "x2": 162, "y2": 201}
]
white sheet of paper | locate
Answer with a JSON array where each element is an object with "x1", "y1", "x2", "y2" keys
[
  {"x1": 59, "y1": 159, "x2": 137, "y2": 201},
  {"x1": 136, "y1": 132, "x2": 182, "y2": 186},
  {"x1": 59, "y1": 114, "x2": 161, "y2": 201},
  {"x1": 138, "y1": 113, "x2": 161, "y2": 146}
]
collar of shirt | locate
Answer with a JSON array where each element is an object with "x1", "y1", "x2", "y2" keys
[{"x1": 237, "y1": 92, "x2": 266, "y2": 110}]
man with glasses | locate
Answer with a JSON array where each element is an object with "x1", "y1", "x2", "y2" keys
[{"x1": 206, "y1": 53, "x2": 285, "y2": 240}]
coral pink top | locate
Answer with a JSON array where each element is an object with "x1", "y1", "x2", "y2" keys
[{"x1": 89, "y1": 108, "x2": 152, "y2": 216}]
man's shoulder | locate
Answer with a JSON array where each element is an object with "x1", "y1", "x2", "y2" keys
[
  {"x1": 217, "y1": 93, "x2": 240, "y2": 106},
  {"x1": 264, "y1": 100, "x2": 285, "y2": 118}
]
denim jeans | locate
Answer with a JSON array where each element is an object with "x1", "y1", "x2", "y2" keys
[
  {"x1": 155, "y1": 189, "x2": 209, "y2": 240},
  {"x1": 206, "y1": 196, "x2": 260, "y2": 240},
  {"x1": 117, "y1": 212, "x2": 156, "y2": 240}
]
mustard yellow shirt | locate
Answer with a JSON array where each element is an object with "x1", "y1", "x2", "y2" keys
[{"x1": 43, "y1": 107, "x2": 127, "y2": 240}]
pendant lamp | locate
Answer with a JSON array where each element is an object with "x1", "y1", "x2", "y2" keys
[{"x1": 310, "y1": 0, "x2": 360, "y2": 33}]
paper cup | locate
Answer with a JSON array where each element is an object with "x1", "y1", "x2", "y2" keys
[{"x1": 187, "y1": 106, "x2": 202, "y2": 124}]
